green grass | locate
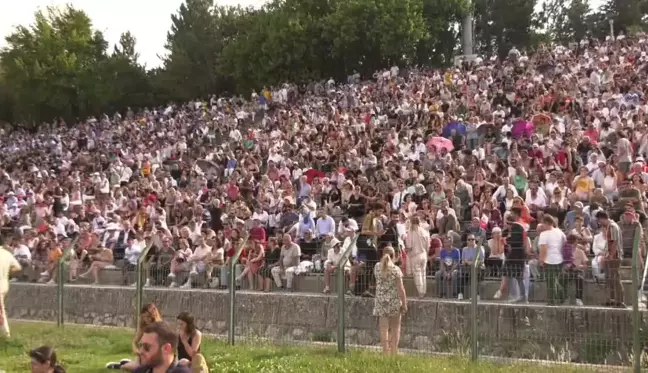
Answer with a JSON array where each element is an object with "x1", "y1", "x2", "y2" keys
[{"x1": 0, "y1": 321, "x2": 595, "y2": 373}]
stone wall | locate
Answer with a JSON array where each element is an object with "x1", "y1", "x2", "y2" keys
[{"x1": 5, "y1": 284, "x2": 644, "y2": 364}]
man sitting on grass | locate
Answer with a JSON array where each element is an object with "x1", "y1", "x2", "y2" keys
[{"x1": 133, "y1": 321, "x2": 192, "y2": 373}]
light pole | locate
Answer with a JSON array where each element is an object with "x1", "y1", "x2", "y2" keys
[
  {"x1": 462, "y1": 0, "x2": 474, "y2": 56},
  {"x1": 608, "y1": 13, "x2": 615, "y2": 41}
]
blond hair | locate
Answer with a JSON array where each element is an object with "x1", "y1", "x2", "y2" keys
[{"x1": 379, "y1": 246, "x2": 396, "y2": 277}]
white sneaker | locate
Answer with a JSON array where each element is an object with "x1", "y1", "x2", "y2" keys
[
  {"x1": 169, "y1": 282, "x2": 177, "y2": 288},
  {"x1": 508, "y1": 297, "x2": 522, "y2": 304},
  {"x1": 638, "y1": 290, "x2": 646, "y2": 303},
  {"x1": 189, "y1": 270, "x2": 198, "y2": 276},
  {"x1": 493, "y1": 290, "x2": 502, "y2": 299},
  {"x1": 144, "y1": 279, "x2": 151, "y2": 288},
  {"x1": 457, "y1": 293, "x2": 464, "y2": 300},
  {"x1": 180, "y1": 281, "x2": 192, "y2": 289},
  {"x1": 40, "y1": 271, "x2": 49, "y2": 277},
  {"x1": 168, "y1": 273, "x2": 176, "y2": 279},
  {"x1": 130, "y1": 282, "x2": 137, "y2": 287},
  {"x1": 575, "y1": 299, "x2": 584, "y2": 306}
]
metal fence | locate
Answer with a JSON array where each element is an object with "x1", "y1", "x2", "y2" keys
[{"x1": 47, "y1": 230, "x2": 648, "y2": 372}]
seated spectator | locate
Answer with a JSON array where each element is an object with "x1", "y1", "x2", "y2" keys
[
  {"x1": 68, "y1": 236, "x2": 90, "y2": 282},
  {"x1": 219, "y1": 230, "x2": 246, "y2": 289},
  {"x1": 458, "y1": 234, "x2": 485, "y2": 300},
  {"x1": 181, "y1": 235, "x2": 213, "y2": 289},
  {"x1": 132, "y1": 321, "x2": 192, "y2": 373},
  {"x1": 435, "y1": 238, "x2": 460, "y2": 298},
  {"x1": 322, "y1": 237, "x2": 348, "y2": 293},
  {"x1": 30, "y1": 345, "x2": 66, "y2": 373},
  {"x1": 484, "y1": 227, "x2": 505, "y2": 278},
  {"x1": 312, "y1": 232, "x2": 337, "y2": 272},
  {"x1": 123, "y1": 231, "x2": 145, "y2": 286},
  {"x1": 236, "y1": 239, "x2": 265, "y2": 290},
  {"x1": 145, "y1": 235, "x2": 175, "y2": 287},
  {"x1": 168, "y1": 238, "x2": 193, "y2": 288},
  {"x1": 427, "y1": 235, "x2": 442, "y2": 275},
  {"x1": 106, "y1": 303, "x2": 162, "y2": 371},
  {"x1": 315, "y1": 209, "x2": 336, "y2": 238},
  {"x1": 260, "y1": 237, "x2": 280, "y2": 292},
  {"x1": 11, "y1": 237, "x2": 31, "y2": 281},
  {"x1": 271, "y1": 233, "x2": 301, "y2": 290},
  {"x1": 77, "y1": 242, "x2": 112, "y2": 284},
  {"x1": 176, "y1": 312, "x2": 204, "y2": 369}
]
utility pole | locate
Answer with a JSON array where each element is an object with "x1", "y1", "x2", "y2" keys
[{"x1": 462, "y1": 1, "x2": 474, "y2": 56}]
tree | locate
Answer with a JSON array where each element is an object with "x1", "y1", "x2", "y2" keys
[
  {"x1": 113, "y1": 31, "x2": 138, "y2": 62},
  {"x1": 474, "y1": 0, "x2": 537, "y2": 57},
  {"x1": 0, "y1": 5, "x2": 110, "y2": 123},
  {"x1": 539, "y1": 0, "x2": 592, "y2": 44}
]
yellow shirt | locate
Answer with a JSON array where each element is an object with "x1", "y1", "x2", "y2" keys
[{"x1": 575, "y1": 176, "x2": 594, "y2": 194}]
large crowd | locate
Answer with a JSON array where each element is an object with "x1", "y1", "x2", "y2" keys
[{"x1": 3, "y1": 31, "x2": 648, "y2": 312}]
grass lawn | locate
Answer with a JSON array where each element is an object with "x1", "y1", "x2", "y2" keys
[{"x1": 0, "y1": 321, "x2": 594, "y2": 373}]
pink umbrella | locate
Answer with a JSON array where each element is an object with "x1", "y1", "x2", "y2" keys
[
  {"x1": 427, "y1": 136, "x2": 454, "y2": 152},
  {"x1": 512, "y1": 119, "x2": 534, "y2": 138}
]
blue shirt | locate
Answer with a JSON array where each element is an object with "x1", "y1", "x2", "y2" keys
[
  {"x1": 439, "y1": 248, "x2": 461, "y2": 265},
  {"x1": 461, "y1": 246, "x2": 485, "y2": 263}
]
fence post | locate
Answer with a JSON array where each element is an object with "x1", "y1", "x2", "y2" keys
[
  {"x1": 135, "y1": 242, "x2": 153, "y2": 328},
  {"x1": 228, "y1": 232, "x2": 249, "y2": 346},
  {"x1": 56, "y1": 259, "x2": 64, "y2": 327},
  {"x1": 56, "y1": 237, "x2": 78, "y2": 328},
  {"x1": 336, "y1": 234, "x2": 358, "y2": 353},
  {"x1": 631, "y1": 226, "x2": 641, "y2": 373},
  {"x1": 470, "y1": 253, "x2": 478, "y2": 361}
]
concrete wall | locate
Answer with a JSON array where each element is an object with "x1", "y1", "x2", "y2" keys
[{"x1": 5, "y1": 284, "x2": 642, "y2": 364}]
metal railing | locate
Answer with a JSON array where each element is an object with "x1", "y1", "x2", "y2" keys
[
  {"x1": 42, "y1": 227, "x2": 646, "y2": 372},
  {"x1": 55, "y1": 236, "x2": 80, "y2": 327},
  {"x1": 227, "y1": 231, "x2": 250, "y2": 345},
  {"x1": 134, "y1": 240, "x2": 154, "y2": 327}
]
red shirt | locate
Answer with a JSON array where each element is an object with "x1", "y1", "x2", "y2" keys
[{"x1": 249, "y1": 226, "x2": 266, "y2": 243}]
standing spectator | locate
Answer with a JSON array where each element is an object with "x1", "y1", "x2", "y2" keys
[
  {"x1": 0, "y1": 236, "x2": 21, "y2": 337},
  {"x1": 236, "y1": 239, "x2": 265, "y2": 290},
  {"x1": 458, "y1": 234, "x2": 485, "y2": 300},
  {"x1": 435, "y1": 238, "x2": 460, "y2": 298},
  {"x1": 271, "y1": 233, "x2": 301, "y2": 290},
  {"x1": 404, "y1": 216, "x2": 430, "y2": 299},
  {"x1": 29, "y1": 346, "x2": 66, "y2": 373},
  {"x1": 596, "y1": 211, "x2": 625, "y2": 307},
  {"x1": 373, "y1": 246, "x2": 407, "y2": 355},
  {"x1": 133, "y1": 322, "x2": 191, "y2": 373},
  {"x1": 562, "y1": 233, "x2": 588, "y2": 306},
  {"x1": 538, "y1": 215, "x2": 566, "y2": 305},
  {"x1": 504, "y1": 207, "x2": 528, "y2": 304}
]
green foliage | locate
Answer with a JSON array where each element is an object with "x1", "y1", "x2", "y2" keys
[{"x1": 3, "y1": 0, "x2": 648, "y2": 126}]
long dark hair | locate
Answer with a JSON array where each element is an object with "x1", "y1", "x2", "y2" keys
[
  {"x1": 30, "y1": 346, "x2": 66, "y2": 373},
  {"x1": 177, "y1": 311, "x2": 197, "y2": 336}
]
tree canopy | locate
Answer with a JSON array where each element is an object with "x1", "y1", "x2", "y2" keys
[{"x1": 1, "y1": 0, "x2": 648, "y2": 125}]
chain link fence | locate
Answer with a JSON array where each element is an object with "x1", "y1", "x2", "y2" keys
[{"x1": 16, "y1": 223, "x2": 642, "y2": 373}]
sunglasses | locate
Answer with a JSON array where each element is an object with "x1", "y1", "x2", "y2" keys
[{"x1": 138, "y1": 342, "x2": 153, "y2": 352}]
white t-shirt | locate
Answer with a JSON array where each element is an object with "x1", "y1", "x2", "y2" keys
[
  {"x1": 538, "y1": 228, "x2": 566, "y2": 265},
  {"x1": 0, "y1": 247, "x2": 20, "y2": 294}
]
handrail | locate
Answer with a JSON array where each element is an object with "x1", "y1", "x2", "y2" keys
[
  {"x1": 335, "y1": 233, "x2": 359, "y2": 353},
  {"x1": 135, "y1": 240, "x2": 155, "y2": 328},
  {"x1": 56, "y1": 235, "x2": 80, "y2": 327},
  {"x1": 227, "y1": 231, "x2": 250, "y2": 346}
]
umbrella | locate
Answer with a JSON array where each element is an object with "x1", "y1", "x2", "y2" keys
[
  {"x1": 531, "y1": 113, "x2": 552, "y2": 136},
  {"x1": 427, "y1": 137, "x2": 454, "y2": 152},
  {"x1": 512, "y1": 119, "x2": 534, "y2": 138},
  {"x1": 442, "y1": 122, "x2": 467, "y2": 138}
]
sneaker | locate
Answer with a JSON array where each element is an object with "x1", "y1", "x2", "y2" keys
[
  {"x1": 575, "y1": 299, "x2": 584, "y2": 306},
  {"x1": 40, "y1": 271, "x2": 49, "y2": 277},
  {"x1": 508, "y1": 297, "x2": 522, "y2": 304},
  {"x1": 180, "y1": 281, "x2": 192, "y2": 289},
  {"x1": 189, "y1": 270, "x2": 198, "y2": 276},
  {"x1": 457, "y1": 293, "x2": 464, "y2": 300},
  {"x1": 493, "y1": 290, "x2": 502, "y2": 299},
  {"x1": 144, "y1": 279, "x2": 151, "y2": 288},
  {"x1": 169, "y1": 282, "x2": 177, "y2": 288},
  {"x1": 168, "y1": 273, "x2": 176, "y2": 279},
  {"x1": 130, "y1": 282, "x2": 137, "y2": 287},
  {"x1": 105, "y1": 362, "x2": 121, "y2": 369}
]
